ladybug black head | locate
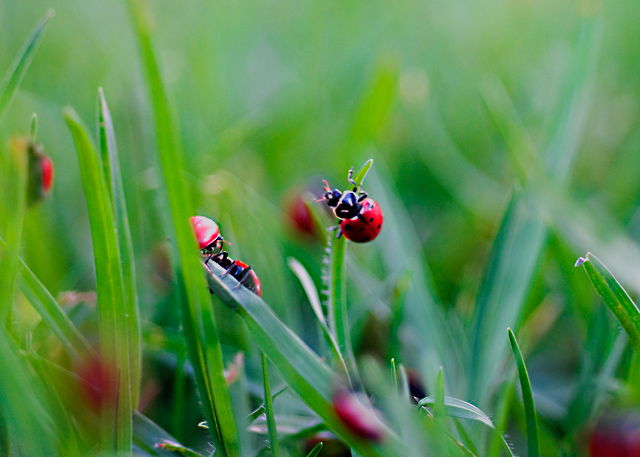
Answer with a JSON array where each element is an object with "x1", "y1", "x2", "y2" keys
[{"x1": 319, "y1": 179, "x2": 343, "y2": 208}]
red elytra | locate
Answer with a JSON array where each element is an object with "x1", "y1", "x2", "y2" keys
[
  {"x1": 339, "y1": 198, "x2": 383, "y2": 243},
  {"x1": 190, "y1": 216, "x2": 222, "y2": 250},
  {"x1": 40, "y1": 155, "x2": 54, "y2": 193}
]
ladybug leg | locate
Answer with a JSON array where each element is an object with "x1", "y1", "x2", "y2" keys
[
  {"x1": 220, "y1": 261, "x2": 234, "y2": 278},
  {"x1": 233, "y1": 266, "x2": 254, "y2": 290},
  {"x1": 357, "y1": 213, "x2": 367, "y2": 224},
  {"x1": 336, "y1": 227, "x2": 343, "y2": 238},
  {"x1": 347, "y1": 167, "x2": 358, "y2": 191},
  {"x1": 357, "y1": 191, "x2": 368, "y2": 202}
]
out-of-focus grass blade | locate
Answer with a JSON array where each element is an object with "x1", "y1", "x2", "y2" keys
[
  {"x1": 508, "y1": 328, "x2": 539, "y2": 457},
  {"x1": 0, "y1": 140, "x2": 27, "y2": 325},
  {"x1": 98, "y1": 88, "x2": 142, "y2": 408},
  {"x1": 288, "y1": 257, "x2": 349, "y2": 379},
  {"x1": 65, "y1": 108, "x2": 132, "y2": 453},
  {"x1": 469, "y1": 190, "x2": 547, "y2": 405},
  {"x1": 204, "y1": 264, "x2": 403, "y2": 457},
  {"x1": 0, "y1": 10, "x2": 54, "y2": 125},
  {"x1": 288, "y1": 257, "x2": 325, "y2": 327},
  {"x1": 0, "y1": 331, "x2": 57, "y2": 455},
  {"x1": 262, "y1": 353, "x2": 281, "y2": 457},
  {"x1": 126, "y1": 0, "x2": 241, "y2": 454},
  {"x1": 17, "y1": 256, "x2": 92, "y2": 357},
  {"x1": 306, "y1": 442, "x2": 323, "y2": 457},
  {"x1": 577, "y1": 253, "x2": 640, "y2": 350},
  {"x1": 416, "y1": 396, "x2": 494, "y2": 428},
  {"x1": 133, "y1": 411, "x2": 206, "y2": 457}
]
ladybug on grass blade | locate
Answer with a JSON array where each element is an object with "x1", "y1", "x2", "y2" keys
[
  {"x1": 208, "y1": 251, "x2": 262, "y2": 297},
  {"x1": 190, "y1": 216, "x2": 224, "y2": 261},
  {"x1": 317, "y1": 167, "x2": 383, "y2": 243}
]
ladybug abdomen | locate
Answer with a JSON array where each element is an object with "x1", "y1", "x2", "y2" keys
[{"x1": 340, "y1": 198, "x2": 383, "y2": 243}]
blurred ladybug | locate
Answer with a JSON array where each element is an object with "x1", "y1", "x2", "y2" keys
[
  {"x1": 190, "y1": 216, "x2": 224, "y2": 261},
  {"x1": 24, "y1": 139, "x2": 54, "y2": 206},
  {"x1": 589, "y1": 411, "x2": 640, "y2": 457},
  {"x1": 208, "y1": 251, "x2": 262, "y2": 297},
  {"x1": 317, "y1": 167, "x2": 383, "y2": 243}
]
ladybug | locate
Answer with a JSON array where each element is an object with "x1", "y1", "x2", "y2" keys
[
  {"x1": 317, "y1": 167, "x2": 383, "y2": 243},
  {"x1": 190, "y1": 216, "x2": 224, "y2": 261},
  {"x1": 208, "y1": 251, "x2": 262, "y2": 297}
]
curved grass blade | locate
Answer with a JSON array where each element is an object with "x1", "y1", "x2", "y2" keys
[
  {"x1": 577, "y1": 252, "x2": 640, "y2": 351},
  {"x1": 353, "y1": 159, "x2": 373, "y2": 191},
  {"x1": 416, "y1": 397, "x2": 494, "y2": 428},
  {"x1": 65, "y1": 108, "x2": 132, "y2": 454},
  {"x1": 18, "y1": 257, "x2": 92, "y2": 357},
  {"x1": 262, "y1": 353, "x2": 281, "y2": 457},
  {"x1": 508, "y1": 328, "x2": 539, "y2": 457},
  {"x1": 306, "y1": 442, "x2": 323, "y2": 457},
  {"x1": 126, "y1": 1, "x2": 241, "y2": 454},
  {"x1": 133, "y1": 411, "x2": 206, "y2": 457},
  {"x1": 98, "y1": 88, "x2": 142, "y2": 408},
  {"x1": 204, "y1": 263, "x2": 403, "y2": 457},
  {"x1": 0, "y1": 10, "x2": 54, "y2": 125},
  {"x1": 288, "y1": 257, "x2": 350, "y2": 381}
]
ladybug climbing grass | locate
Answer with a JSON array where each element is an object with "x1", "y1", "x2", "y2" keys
[
  {"x1": 189, "y1": 215, "x2": 262, "y2": 297},
  {"x1": 317, "y1": 167, "x2": 384, "y2": 243}
]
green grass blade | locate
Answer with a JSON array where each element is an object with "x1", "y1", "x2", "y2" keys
[
  {"x1": 416, "y1": 396, "x2": 494, "y2": 428},
  {"x1": 353, "y1": 159, "x2": 373, "y2": 191},
  {"x1": 126, "y1": 1, "x2": 241, "y2": 454},
  {"x1": 204, "y1": 264, "x2": 402, "y2": 457},
  {"x1": 262, "y1": 353, "x2": 281, "y2": 457},
  {"x1": 17, "y1": 257, "x2": 92, "y2": 357},
  {"x1": 0, "y1": 10, "x2": 54, "y2": 125},
  {"x1": 469, "y1": 191, "x2": 547, "y2": 404},
  {"x1": 577, "y1": 253, "x2": 640, "y2": 350},
  {"x1": 98, "y1": 88, "x2": 142, "y2": 408},
  {"x1": 65, "y1": 108, "x2": 132, "y2": 454},
  {"x1": 0, "y1": 140, "x2": 27, "y2": 325},
  {"x1": 133, "y1": 411, "x2": 206, "y2": 457},
  {"x1": 508, "y1": 328, "x2": 539, "y2": 457},
  {"x1": 306, "y1": 442, "x2": 323, "y2": 457}
]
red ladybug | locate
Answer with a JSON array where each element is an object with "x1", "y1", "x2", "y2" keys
[
  {"x1": 317, "y1": 168, "x2": 383, "y2": 243},
  {"x1": 190, "y1": 216, "x2": 224, "y2": 260},
  {"x1": 209, "y1": 251, "x2": 262, "y2": 297},
  {"x1": 339, "y1": 198, "x2": 383, "y2": 243}
]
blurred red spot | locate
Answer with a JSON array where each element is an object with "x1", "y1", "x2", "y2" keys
[
  {"x1": 40, "y1": 155, "x2": 54, "y2": 193},
  {"x1": 589, "y1": 412, "x2": 640, "y2": 457},
  {"x1": 332, "y1": 391, "x2": 385, "y2": 442},
  {"x1": 75, "y1": 356, "x2": 117, "y2": 414},
  {"x1": 287, "y1": 194, "x2": 316, "y2": 237}
]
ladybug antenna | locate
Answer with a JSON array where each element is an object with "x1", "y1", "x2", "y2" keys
[
  {"x1": 314, "y1": 179, "x2": 333, "y2": 202},
  {"x1": 347, "y1": 167, "x2": 359, "y2": 192}
]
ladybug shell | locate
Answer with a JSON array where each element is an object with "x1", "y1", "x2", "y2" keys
[
  {"x1": 190, "y1": 216, "x2": 221, "y2": 250},
  {"x1": 340, "y1": 198, "x2": 383, "y2": 243},
  {"x1": 41, "y1": 155, "x2": 54, "y2": 193},
  {"x1": 229, "y1": 260, "x2": 262, "y2": 297}
]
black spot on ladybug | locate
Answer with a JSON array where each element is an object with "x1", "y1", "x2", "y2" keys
[
  {"x1": 360, "y1": 227, "x2": 364, "y2": 231},
  {"x1": 363, "y1": 236, "x2": 370, "y2": 241},
  {"x1": 370, "y1": 217, "x2": 374, "y2": 222},
  {"x1": 345, "y1": 224, "x2": 353, "y2": 230},
  {"x1": 377, "y1": 224, "x2": 381, "y2": 229}
]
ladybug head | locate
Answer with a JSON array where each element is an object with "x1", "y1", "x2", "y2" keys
[{"x1": 318, "y1": 180, "x2": 343, "y2": 208}]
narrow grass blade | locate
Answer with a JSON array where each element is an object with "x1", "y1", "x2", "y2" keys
[
  {"x1": 126, "y1": 1, "x2": 241, "y2": 454},
  {"x1": 577, "y1": 253, "x2": 640, "y2": 350},
  {"x1": 416, "y1": 397, "x2": 494, "y2": 428},
  {"x1": 17, "y1": 256, "x2": 92, "y2": 357},
  {"x1": 204, "y1": 264, "x2": 403, "y2": 457},
  {"x1": 306, "y1": 442, "x2": 323, "y2": 457},
  {"x1": 65, "y1": 108, "x2": 132, "y2": 453},
  {"x1": 0, "y1": 10, "x2": 54, "y2": 125},
  {"x1": 133, "y1": 411, "x2": 206, "y2": 457},
  {"x1": 288, "y1": 257, "x2": 350, "y2": 380},
  {"x1": 98, "y1": 88, "x2": 142, "y2": 408},
  {"x1": 262, "y1": 353, "x2": 281, "y2": 457},
  {"x1": 469, "y1": 190, "x2": 547, "y2": 404},
  {"x1": 508, "y1": 328, "x2": 539, "y2": 457},
  {"x1": 352, "y1": 159, "x2": 373, "y2": 191},
  {"x1": 0, "y1": 140, "x2": 27, "y2": 324}
]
